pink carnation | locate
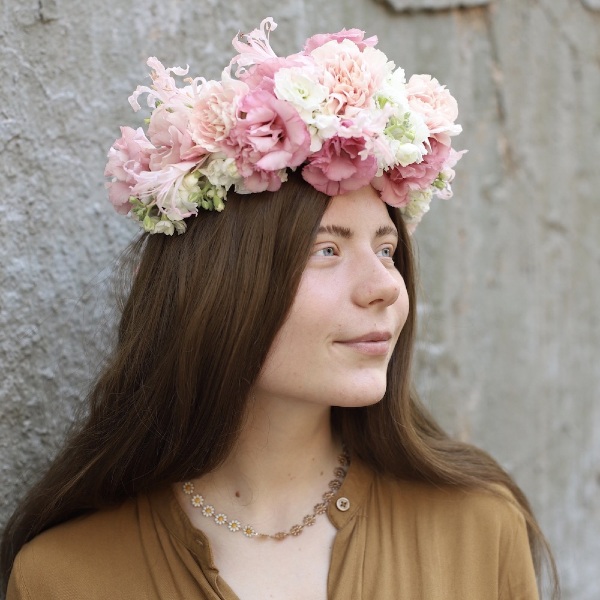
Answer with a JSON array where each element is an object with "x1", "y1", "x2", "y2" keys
[
  {"x1": 229, "y1": 89, "x2": 310, "y2": 189},
  {"x1": 406, "y1": 74, "x2": 462, "y2": 146},
  {"x1": 302, "y1": 136, "x2": 377, "y2": 196},
  {"x1": 104, "y1": 126, "x2": 154, "y2": 213},
  {"x1": 237, "y1": 168, "x2": 287, "y2": 194},
  {"x1": 189, "y1": 78, "x2": 248, "y2": 153},
  {"x1": 303, "y1": 28, "x2": 378, "y2": 53},
  {"x1": 147, "y1": 104, "x2": 206, "y2": 171},
  {"x1": 311, "y1": 39, "x2": 388, "y2": 116},
  {"x1": 239, "y1": 55, "x2": 306, "y2": 93},
  {"x1": 372, "y1": 138, "x2": 451, "y2": 207}
]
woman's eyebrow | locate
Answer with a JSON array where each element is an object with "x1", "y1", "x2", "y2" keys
[
  {"x1": 316, "y1": 224, "x2": 398, "y2": 239},
  {"x1": 316, "y1": 225, "x2": 352, "y2": 238},
  {"x1": 375, "y1": 225, "x2": 398, "y2": 239}
]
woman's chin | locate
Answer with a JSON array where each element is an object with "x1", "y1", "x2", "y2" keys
[{"x1": 328, "y1": 378, "x2": 388, "y2": 408}]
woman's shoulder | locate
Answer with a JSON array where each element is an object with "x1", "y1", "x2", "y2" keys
[
  {"x1": 23, "y1": 495, "x2": 142, "y2": 556},
  {"x1": 342, "y1": 458, "x2": 531, "y2": 552},
  {"x1": 346, "y1": 457, "x2": 527, "y2": 530},
  {"x1": 8, "y1": 496, "x2": 151, "y2": 599},
  {"x1": 370, "y1": 470, "x2": 529, "y2": 542},
  {"x1": 334, "y1": 463, "x2": 539, "y2": 598}
]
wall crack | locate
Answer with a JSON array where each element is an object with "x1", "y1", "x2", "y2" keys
[
  {"x1": 482, "y1": 5, "x2": 516, "y2": 175},
  {"x1": 531, "y1": 0, "x2": 583, "y2": 81},
  {"x1": 375, "y1": 0, "x2": 490, "y2": 13},
  {"x1": 38, "y1": 0, "x2": 59, "y2": 23}
]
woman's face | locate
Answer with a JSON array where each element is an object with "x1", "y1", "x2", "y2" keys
[{"x1": 253, "y1": 184, "x2": 409, "y2": 409}]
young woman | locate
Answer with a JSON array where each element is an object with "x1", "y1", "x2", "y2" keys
[{"x1": 1, "y1": 19, "x2": 558, "y2": 600}]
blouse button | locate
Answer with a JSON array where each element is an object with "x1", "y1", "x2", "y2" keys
[{"x1": 336, "y1": 497, "x2": 350, "y2": 512}]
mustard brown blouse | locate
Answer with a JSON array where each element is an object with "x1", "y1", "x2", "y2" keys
[{"x1": 7, "y1": 458, "x2": 539, "y2": 599}]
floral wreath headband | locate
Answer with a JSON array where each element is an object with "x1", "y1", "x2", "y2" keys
[{"x1": 105, "y1": 18, "x2": 466, "y2": 235}]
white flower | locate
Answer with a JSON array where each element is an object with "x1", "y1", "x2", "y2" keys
[
  {"x1": 173, "y1": 220, "x2": 187, "y2": 234},
  {"x1": 337, "y1": 108, "x2": 387, "y2": 141},
  {"x1": 150, "y1": 217, "x2": 176, "y2": 236},
  {"x1": 274, "y1": 67, "x2": 329, "y2": 121},
  {"x1": 376, "y1": 67, "x2": 409, "y2": 111},
  {"x1": 228, "y1": 520, "x2": 242, "y2": 532},
  {"x1": 309, "y1": 114, "x2": 340, "y2": 150},
  {"x1": 392, "y1": 142, "x2": 423, "y2": 167},
  {"x1": 242, "y1": 525, "x2": 257, "y2": 538},
  {"x1": 176, "y1": 172, "x2": 202, "y2": 209},
  {"x1": 169, "y1": 186, "x2": 200, "y2": 221},
  {"x1": 408, "y1": 110, "x2": 430, "y2": 146},
  {"x1": 400, "y1": 188, "x2": 433, "y2": 230},
  {"x1": 380, "y1": 108, "x2": 429, "y2": 168},
  {"x1": 198, "y1": 156, "x2": 240, "y2": 189}
]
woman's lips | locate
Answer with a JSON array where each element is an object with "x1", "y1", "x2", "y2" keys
[{"x1": 335, "y1": 332, "x2": 392, "y2": 356}]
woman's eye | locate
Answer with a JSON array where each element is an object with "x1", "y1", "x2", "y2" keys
[
  {"x1": 377, "y1": 247, "x2": 394, "y2": 258},
  {"x1": 314, "y1": 246, "x2": 336, "y2": 257}
]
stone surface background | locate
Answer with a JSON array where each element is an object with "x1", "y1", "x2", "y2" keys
[{"x1": 1, "y1": 0, "x2": 598, "y2": 597}]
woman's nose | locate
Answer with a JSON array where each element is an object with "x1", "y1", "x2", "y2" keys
[{"x1": 351, "y1": 254, "x2": 401, "y2": 308}]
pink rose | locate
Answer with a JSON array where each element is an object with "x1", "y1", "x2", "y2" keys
[
  {"x1": 229, "y1": 89, "x2": 310, "y2": 187},
  {"x1": 372, "y1": 138, "x2": 451, "y2": 207},
  {"x1": 104, "y1": 126, "x2": 154, "y2": 213},
  {"x1": 302, "y1": 136, "x2": 378, "y2": 196},
  {"x1": 406, "y1": 74, "x2": 462, "y2": 146},
  {"x1": 303, "y1": 28, "x2": 378, "y2": 53}
]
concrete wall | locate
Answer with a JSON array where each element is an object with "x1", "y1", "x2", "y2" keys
[{"x1": 1, "y1": 0, "x2": 598, "y2": 597}]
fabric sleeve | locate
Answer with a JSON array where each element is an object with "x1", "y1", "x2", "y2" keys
[
  {"x1": 498, "y1": 505, "x2": 540, "y2": 600},
  {"x1": 6, "y1": 553, "x2": 32, "y2": 600}
]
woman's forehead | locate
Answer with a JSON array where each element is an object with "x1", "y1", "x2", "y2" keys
[{"x1": 319, "y1": 186, "x2": 397, "y2": 231}]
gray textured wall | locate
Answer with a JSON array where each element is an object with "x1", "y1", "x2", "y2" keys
[{"x1": 1, "y1": 0, "x2": 598, "y2": 597}]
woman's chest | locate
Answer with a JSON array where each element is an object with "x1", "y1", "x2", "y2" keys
[{"x1": 208, "y1": 520, "x2": 337, "y2": 600}]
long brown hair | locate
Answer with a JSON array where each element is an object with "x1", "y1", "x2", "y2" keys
[{"x1": 0, "y1": 173, "x2": 558, "y2": 596}]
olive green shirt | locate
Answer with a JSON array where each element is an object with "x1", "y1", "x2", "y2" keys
[{"x1": 7, "y1": 459, "x2": 539, "y2": 599}]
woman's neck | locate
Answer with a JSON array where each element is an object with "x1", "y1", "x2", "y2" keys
[{"x1": 191, "y1": 394, "x2": 342, "y2": 531}]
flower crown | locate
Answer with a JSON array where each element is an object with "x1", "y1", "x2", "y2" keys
[{"x1": 105, "y1": 18, "x2": 465, "y2": 235}]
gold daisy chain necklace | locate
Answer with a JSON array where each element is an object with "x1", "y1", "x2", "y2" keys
[{"x1": 182, "y1": 449, "x2": 350, "y2": 540}]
